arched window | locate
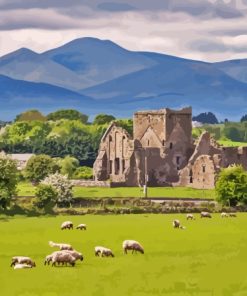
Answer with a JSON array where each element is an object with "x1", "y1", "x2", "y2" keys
[
  {"x1": 162, "y1": 140, "x2": 165, "y2": 146},
  {"x1": 109, "y1": 135, "x2": 112, "y2": 142},
  {"x1": 169, "y1": 142, "x2": 173, "y2": 149}
]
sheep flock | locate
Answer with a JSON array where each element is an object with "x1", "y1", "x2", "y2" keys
[{"x1": 10, "y1": 212, "x2": 237, "y2": 270}]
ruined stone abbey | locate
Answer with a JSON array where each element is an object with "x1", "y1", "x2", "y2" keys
[{"x1": 93, "y1": 107, "x2": 247, "y2": 189}]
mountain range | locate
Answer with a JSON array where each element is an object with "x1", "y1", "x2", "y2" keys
[{"x1": 0, "y1": 37, "x2": 246, "y2": 121}]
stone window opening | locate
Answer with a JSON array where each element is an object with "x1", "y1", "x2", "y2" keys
[
  {"x1": 147, "y1": 140, "x2": 150, "y2": 146},
  {"x1": 169, "y1": 142, "x2": 173, "y2": 149},
  {"x1": 115, "y1": 158, "x2": 120, "y2": 175},
  {"x1": 109, "y1": 160, "x2": 113, "y2": 174},
  {"x1": 176, "y1": 156, "x2": 180, "y2": 165},
  {"x1": 202, "y1": 165, "x2": 206, "y2": 173},
  {"x1": 122, "y1": 159, "x2": 125, "y2": 172},
  {"x1": 109, "y1": 135, "x2": 112, "y2": 142},
  {"x1": 162, "y1": 140, "x2": 165, "y2": 146},
  {"x1": 189, "y1": 169, "x2": 193, "y2": 183}
]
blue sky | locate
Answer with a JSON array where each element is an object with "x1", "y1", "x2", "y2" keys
[{"x1": 1, "y1": 0, "x2": 247, "y2": 61}]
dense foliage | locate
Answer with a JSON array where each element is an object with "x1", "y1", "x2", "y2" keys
[
  {"x1": 58, "y1": 156, "x2": 79, "y2": 178},
  {"x1": 46, "y1": 109, "x2": 88, "y2": 123},
  {"x1": 15, "y1": 110, "x2": 46, "y2": 122},
  {"x1": 73, "y1": 166, "x2": 93, "y2": 180},
  {"x1": 193, "y1": 121, "x2": 247, "y2": 142},
  {"x1": 215, "y1": 165, "x2": 247, "y2": 206},
  {"x1": 24, "y1": 154, "x2": 60, "y2": 183},
  {"x1": 0, "y1": 153, "x2": 18, "y2": 209},
  {"x1": 34, "y1": 184, "x2": 58, "y2": 211},
  {"x1": 192, "y1": 112, "x2": 218, "y2": 124},
  {"x1": 240, "y1": 114, "x2": 247, "y2": 122},
  {"x1": 93, "y1": 114, "x2": 116, "y2": 125}
]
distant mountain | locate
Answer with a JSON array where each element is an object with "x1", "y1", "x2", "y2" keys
[
  {"x1": 0, "y1": 74, "x2": 95, "y2": 120},
  {"x1": 42, "y1": 37, "x2": 156, "y2": 88},
  {"x1": 0, "y1": 37, "x2": 247, "y2": 120}
]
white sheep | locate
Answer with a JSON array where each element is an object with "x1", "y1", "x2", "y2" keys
[
  {"x1": 186, "y1": 214, "x2": 195, "y2": 220},
  {"x1": 95, "y1": 246, "x2": 114, "y2": 257},
  {"x1": 11, "y1": 256, "x2": 36, "y2": 267},
  {"x1": 65, "y1": 250, "x2": 84, "y2": 261},
  {"x1": 51, "y1": 251, "x2": 76, "y2": 267},
  {"x1": 49, "y1": 241, "x2": 73, "y2": 250},
  {"x1": 76, "y1": 224, "x2": 87, "y2": 230},
  {"x1": 45, "y1": 250, "x2": 83, "y2": 266},
  {"x1": 200, "y1": 211, "x2": 212, "y2": 218},
  {"x1": 14, "y1": 263, "x2": 33, "y2": 270},
  {"x1": 122, "y1": 240, "x2": 144, "y2": 255},
  {"x1": 61, "y1": 221, "x2": 73, "y2": 230},
  {"x1": 221, "y1": 212, "x2": 229, "y2": 218}
]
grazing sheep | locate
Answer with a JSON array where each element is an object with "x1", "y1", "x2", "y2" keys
[
  {"x1": 76, "y1": 224, "x2": 87, "y2": 230},
  {"x1": 186, "y1": 214, "x2": 195, "y2": 220},
  {"x1": 44, "y1": 254, "x2": 54, "y2": 266},
  {"x1": 173, "y1": 219, "x2": 181, "y2": 228},
  {"x1": 229, "y1": 213, "x2": 237, "y2": 217},
  {"x1": 173, "y1": 219, "x2": 186, "y2": 230},
  {"x1": 122, "y1": 240, "x2": 144, "y2": 255},
  {"x1": 51, "y1": 251, "x2": 76, "y2": 267},
  {"x1": 221, "y1": 212, "x2": 229, "y2": 218},
  {"x1": 49, "y1": 241, "x2": 73, "y2": 250},
  {"x1": 14, "y1": 263, "x2": 33, "y2": 270},
  {"x1": 11, "y1": 256, "x2": 36, "y2": 267},
  {"x1": 95, "y1": 246, "x2": 114, "y2": 257},
  {"x1": 61, "y1": 221, "x2": 73, "y2": 230},
  {"x1": 65, "y1": 250, "x2": 84, "y2": 261},
  {"x1": 200, "y1": 211, "x2": 212, "y2": 218}
]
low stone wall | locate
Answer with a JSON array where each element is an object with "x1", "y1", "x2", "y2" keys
[{"x1": 71, "y1": 180, "x2": 110, "y2": 187}]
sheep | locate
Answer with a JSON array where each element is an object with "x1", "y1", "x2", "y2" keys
[
  {"x1": 76, "y1": 224, "x2": 87, "y2": 230},
  {"x1": 122, "y1": 240, "x2": 144, "y2": 255},
  {"x1": 49, "y1": 241, "x2": 73, "y2": 251},
  {"x1": 11, "y1": 256, "x2": 36, "y2": 267},
  {"x1": 61, "y1": 221, "x2": 73, "y2": 230},
  {"x1": 45, "y1": 250, "x2": 83, "y2": 266},
  {"x1": 229, "y1": 213, "x2": 237, "y2": 217},
  {"x1": 95, "y1": 246, "x2": 114, "y2": 257},
  {"x1": 14, "y1": 263, "x2": 33, "y2": 270},
  {"x1": 200, "y1": 211, "x2": 212, "y2": 218},
  {"x1": 65, "y1": 250, "x2": 84, "y2": 261},
  {"x1": 172, "y1": 219, "x2": 186, "y2": 230},
  {"x1": 51, "y1": 251, "x2": 76, "y2": 267},
  {"x1": 221, "y1": 212, "x2": 229, "y2": 218},
  {"x1": 186, "y1": 214, "x2": 195, "y2": 220}
]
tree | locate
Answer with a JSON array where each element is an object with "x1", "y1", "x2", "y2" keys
[
  {"x1": 192, "y1": 112, "x2": 218, "y2": 124},
  {"x1": 42, "y1": 173, "x2": 73, "y2": 207},
  {"x1": 93, "y1": 114, "x2": 116, "y2": 125},
  {"x1": 34, "y1": 184, "x2": 58, "y2": 211},
  {"x1": 0, "y1": 153, "x2": 18, "y2": 209},
  {"x1": 24, "y1": 154, "x2": 60, "y2": 183},
  {"x1": 15, "y1": 110, "x2": 46, "y2": 122},
  {"x1": 47, "y1": 109, "x2": 88, "y2": 123},
  {"x1": 73, "y1": 166, "x2": 93, "y2": 180},
  {"x1": 241, "y1": 114, "x2": 247, "y2": 122},
  {"x1": 215, "y1": 165, "x2": 247, "y2": 206},
  {"x1": 58, "y1": 156, "x2": 79, "y2": 178}
]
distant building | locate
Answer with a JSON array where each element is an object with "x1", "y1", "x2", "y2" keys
[
  {"x1": 94, "y1": 107, "x2": 247, "y2": 189},
  {"x1": 9, "y1": 154, "x2": 34, "y2": 170}
]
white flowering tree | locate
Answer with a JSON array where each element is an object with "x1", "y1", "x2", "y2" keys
[{"x1": 42, "y1": 173, "x2": 73, "y2": 207}]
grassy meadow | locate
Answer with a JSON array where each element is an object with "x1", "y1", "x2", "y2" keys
[
  {"x1": 17, "y1": 182, "x2": 215, "y2": 199},
  {"x1": 1, "y1": 214, "x2": 247, "y2": 295}
]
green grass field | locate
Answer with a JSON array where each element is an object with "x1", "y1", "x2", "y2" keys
[
  {"x1": 1, "y1": 214, "x2": 247, "y2": 295},
  {"x1": 218, "y1": 140, "x2": 247, "y2": 147},
  {"x1": 17, "y1": 182, "x2": 215, "y2": 199}
]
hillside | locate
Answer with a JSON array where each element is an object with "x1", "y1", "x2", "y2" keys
[{"x1": 0, "y1": 37, "x2": 247, "y2": 120}]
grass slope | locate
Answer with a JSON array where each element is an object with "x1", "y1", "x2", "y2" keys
[
  {"x1": 1, "y1": 214, "x2": 247, "y2": 295},
  {"x1": 17, "y1": 182, "x2": 215, "y2": 199},
  {"x1": 218, "y1": 140, "x2": 247, "y2": 147}
]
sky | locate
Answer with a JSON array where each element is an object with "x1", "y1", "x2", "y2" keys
[{"x1": 1, "y1": 0, "x2": 247, "y2": 62}]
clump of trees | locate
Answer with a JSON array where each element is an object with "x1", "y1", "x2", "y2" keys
[
  {"x1": 93, "y1": 114, "x2": 115, "y2": 125},
  {"x1": 15, "y1": 110, "x2": 46, "y2": 122},
  {"x1": 24, "y1": 155, "x2": 59, "y2": 184},
  {"x1": 0, "y1": 153, "x2": 18, "y2": 209},
  {"x1": 46, "y1": 109, "x2": 88, "y2": 123},
  {"x1": 192, "y1": 112, "x2": 218, "y2": 124},
  {"x1": 215, "y1": 165, "x2": 247, "y2": 206}
]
